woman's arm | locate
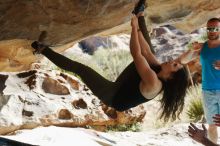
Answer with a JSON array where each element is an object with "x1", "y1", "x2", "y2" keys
[{"x1": 130, "y1": 16, "x2": 159, "y2": 86}]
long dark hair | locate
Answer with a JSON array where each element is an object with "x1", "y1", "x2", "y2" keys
[{"x1": 151, "y1": 65, "x2": 189, "y2": 122}]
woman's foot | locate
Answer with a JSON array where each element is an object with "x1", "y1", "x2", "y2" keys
[
  {"x1": 31, "y1": 41, "x2": 48, "y2": 54},
  {"x1": 132, "y1": 0, "x2": 146, "y2": 15},
  {"x1": 32, "y1": 31, "x2": 49, "y2": 54}
]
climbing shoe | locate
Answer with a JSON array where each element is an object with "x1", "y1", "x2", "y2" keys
[{"x1": 132, "y1": 0, "x2": 146, "y2": 15}]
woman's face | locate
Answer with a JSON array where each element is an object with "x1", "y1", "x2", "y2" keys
[{"x1": 160, "y1": 60, "x2": 183, "y2": 79}]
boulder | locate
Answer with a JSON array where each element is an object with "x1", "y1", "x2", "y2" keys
[
  {"x1": 0, "y1": 69, "x2": 146, "y2": 135},
  {"x1": 0, "y1": 0, "x2": 219, "y2": 44},
  {"x1": 0, "y1": 1, "x2": 219, "y2": 72}
]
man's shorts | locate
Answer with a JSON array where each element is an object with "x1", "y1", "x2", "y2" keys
[{"x1": 202, "y1": 90, "x2": 220, "y2": 124}]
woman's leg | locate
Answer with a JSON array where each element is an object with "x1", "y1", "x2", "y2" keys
[
  {"x1": 115, "y1": 62, "x2": 136, "y2": 84},
  {"x1": 41, "y1": 47, "x2": 144, "y2": 110},
  {"x1": 138, "y1": 16, "x2": 155, "y2": 54},
  {"x1": 41, "y1": 47, "x2": 117, "y2": 105}
]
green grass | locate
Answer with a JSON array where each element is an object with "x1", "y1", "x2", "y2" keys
[
  {"x1": 106, "y1": 122, "x2": 142, "y2": 132},
  {"x1": 186, "y1": 85, "x2": 204, "y2": 122},
  {"x1": 187, "y1": 98, "x2": 204, "y2": 122}
]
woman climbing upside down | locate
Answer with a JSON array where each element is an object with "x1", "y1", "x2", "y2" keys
[{"x1": 31, "y1": 0, "x2": 189, "y2": 122}]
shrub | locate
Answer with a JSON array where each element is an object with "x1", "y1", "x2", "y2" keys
[
  {"x1": 92, "y1": 49, "x2": 132, "y2": 81},
  {"x1": 106, "y1": 122, "x2": 142, "y2": 132},
  {"x1": 187, "y1": 98, "x2": 204, "y2": 122},
  {"x1": 186, "y1": 85, "x2": 204, "y2": 122}
]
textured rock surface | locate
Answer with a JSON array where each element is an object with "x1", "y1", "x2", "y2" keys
[
  {"x1": 0, "y1": 69, "x2": 146, "y2": 135},
  {"x1": 0, "y1": 39, "x2": 36, "y2": 72},
  {"x1": 1, "y1": 124, "x2": 207, "y2": 146},
  {"x1": 0, "y1": 0, "x2": 219, "y2": 72},
  {"x1": 0, "y1": 0, "x2": 219, "y2": 44}
]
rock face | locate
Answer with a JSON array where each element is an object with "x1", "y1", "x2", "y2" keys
[
  {"x1": 0, "y1": 0, "x2": 219, "y2": 72},
  {"x1": 0, "y1": 69, "x2": 146, "y2": 135},
  {"x1": 0, "y1": 0, "x2": 219, "y2": 44},
  {"x1": 1, "y1": 124, "x2": 205, "y2": 146},
  {"x1": 0, "y1": 39, "x2": 36, "y2": 72}
]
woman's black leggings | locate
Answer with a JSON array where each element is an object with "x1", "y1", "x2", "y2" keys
[{"x1": 41, "y1": 16, "x2": 154, "y2": 111}]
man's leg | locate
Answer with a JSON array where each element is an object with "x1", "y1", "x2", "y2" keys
[
  {"x1": 202, "y1": 90, "x2": 219, "y2": 143},
  {"x1": 208, "y1": 124, "x2": 218, "y2": 143}
]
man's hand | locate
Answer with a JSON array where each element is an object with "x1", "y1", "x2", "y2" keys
[
  {"x1": 192, "y1": 42, "x2": 203, "y2": 51},
  {"x1": 213, "y1": 61, "x2": 220, "y2": 70},
  {"x1": 213, "y1": 114, "x2": 220, "y2": 126},
  {"x1": 188, "y1": 123, "x2": 208, "y2": 144}
]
